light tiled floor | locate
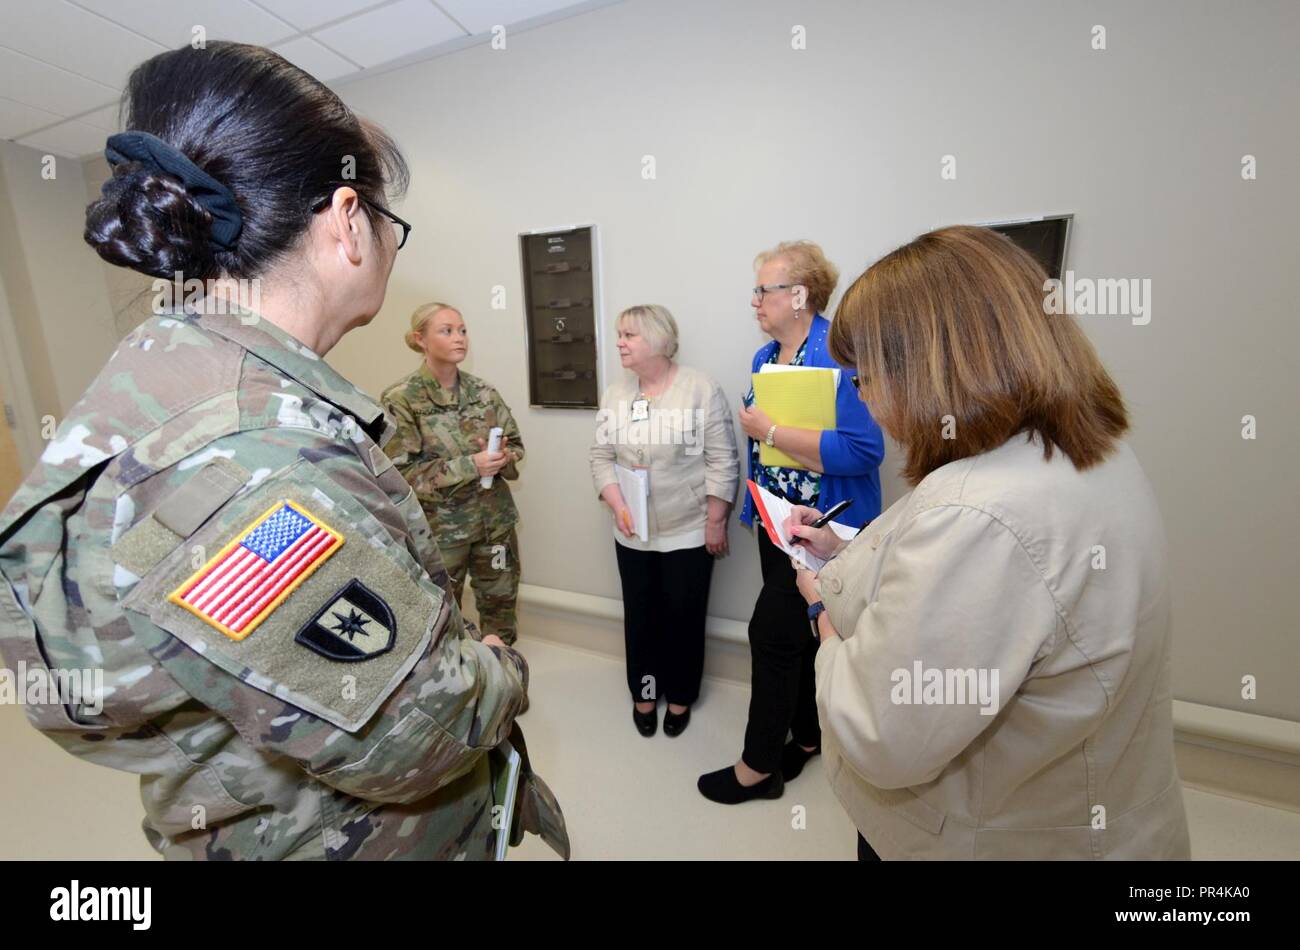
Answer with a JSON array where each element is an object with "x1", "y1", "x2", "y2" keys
[{"x1": 2, "y1": 635, "x2": 1298, "y2": 860}]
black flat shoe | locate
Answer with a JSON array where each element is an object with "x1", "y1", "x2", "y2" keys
[
  {"x1": 663, "y1": 706, "x2": 691, "y2": 737},
  {"x1": 697, "y1": 765, "x2": 784, "y2": 804},
  {"x1": 633, "y1": 705, "x2": 657, "y2": 737},
  {"x1": 781, "y1": 741, "x2": 820, "y2": 781}
]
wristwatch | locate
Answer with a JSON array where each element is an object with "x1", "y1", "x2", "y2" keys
[
  {"x1": 765, "y1": 424, "x2": 778, "y2": 447},
  {"x1": 807, "y1": 600, "x2": 826, "y2": 640}
]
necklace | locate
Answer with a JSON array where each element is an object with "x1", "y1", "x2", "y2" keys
[
  {"x1": 636, "y1": 363, "x2": 677, "y2": 402},
  {"x1": 632, "y1": 364, "x2": 675, "y2": 422}
]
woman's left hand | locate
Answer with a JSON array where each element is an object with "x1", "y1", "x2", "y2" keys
[
  {"x1": 738, "y1": 403, "x2": 773, "y2": 441},
  {"x1": 793, "y1": 561, "x2": 820, "y2": 604},
  {"x1": 705, "y1": 518, "x2": 730, "y2": 557}
]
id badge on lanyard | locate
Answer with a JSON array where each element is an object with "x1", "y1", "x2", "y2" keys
[{"x1": 628, "y1": 397, "x2": 652, "y2": 494}]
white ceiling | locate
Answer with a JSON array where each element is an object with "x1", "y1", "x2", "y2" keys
[{"x1": 0, "y1": 0, "x2": 620, "y2": 158}]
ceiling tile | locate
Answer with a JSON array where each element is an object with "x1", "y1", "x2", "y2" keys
[
  {"x1": 0, "y1": 96, "x2": 63, "y2": 139},
  {"x1": 17, "y1": 118, "x2": 110, "y2": 158},
  {"x1": 76, "y1": 102, "x2": 125, "y2": 133},
  {"x1": 433, "y1": 0, "x2": 588, "y2": 35},
  {"x1": 70, "y1": 0, "x2": 298, "y2": 48},
  {"x1": 256, "y1": 0, "x2": 387, "y2": 32},
  {"x1": 0, "y1": 46, "x2": 120, "y2": 116},
  {"x1": 312, "y1": 0, "x2": 465, "y2": 68},
  {"x1": 0, "y1": 1, "x2": 165, "y2": 90},
  {"x1": 271, "y1": 35, "x2": 359, "y2": 82}
]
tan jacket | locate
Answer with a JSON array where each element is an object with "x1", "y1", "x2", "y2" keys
[
  {"x1": 814, "y1": 434, "x2": 1190, "y2": 859},
  {"x1": 589, "y1": 364, "x2": 739, "y2": 552}
]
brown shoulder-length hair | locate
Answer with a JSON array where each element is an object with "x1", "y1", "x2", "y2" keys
[{"x1": 829, "y1": 225, "x2": 1128, "y2": 486}]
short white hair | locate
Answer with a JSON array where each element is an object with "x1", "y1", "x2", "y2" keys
[{"x1": 617, "y1": 304, "x2": 679, "y2": 359}]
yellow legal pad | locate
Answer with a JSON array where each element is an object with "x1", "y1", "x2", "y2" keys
[{"x1": 751, "y1": 367, "x2": 837, "y2": 470}]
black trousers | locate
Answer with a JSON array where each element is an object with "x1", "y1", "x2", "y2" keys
[
  {"x1": 857, "y1": 833, "x2": 881, "y2": 861},
  {"x1": 614, "y1": 542, "x2": 714, "y2": 706},
  {"x1": 741, "y1": 528, "x2": 822, "y2": 774}
]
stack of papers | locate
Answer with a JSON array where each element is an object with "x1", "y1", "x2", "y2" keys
[
  {"x1": 492, "y1": 740, "x2": 522, "y2": 861},
  {"x1": 747, "y1": 480, "x2": 858, "y2": 571},
  {"x1": 751, "y1": 366, "x2": 837, "y2": 469},
  {"x1": 615, "y1": 464, "x2": 650, "y2": 542},
  {"x1": 758, "y1": 362, "x2": 842, "y2": 388}
]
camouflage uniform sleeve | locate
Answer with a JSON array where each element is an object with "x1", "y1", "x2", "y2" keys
[
  {"x1": 381, "y1": 389, "x2": 479, "y2": 495},
  {"x1": 491, "y1": 387, "x2": 524, "y2": 481},
  {"x1": 114, "y1": 427, "x2": 526, "y2": 805}
]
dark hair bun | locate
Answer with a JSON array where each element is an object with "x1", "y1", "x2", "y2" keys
[
  {"x1": 84, "y1": 162, "x2": 220, "y2": 280},
  {"x1": 84, "y1": 42, "x2": 409, "y2": 283}
]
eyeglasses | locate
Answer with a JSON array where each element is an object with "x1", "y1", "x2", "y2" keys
[
  {"x1": 751, "y1": 283, "x2": 794, "y2": 302},
  {"x1": 310, "y1": 189, "x2": 412, "y2": 250}
]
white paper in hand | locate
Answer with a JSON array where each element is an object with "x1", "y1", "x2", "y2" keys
[
  {"x1": 480, "y1": 426, "x2": 503, "y2": 489},
  {"x1": 615, "y1": 464, "x2": 650, "y2": 542},
  {"x1": 747, "y1": 480, "x2": 856, "y2": 571}
]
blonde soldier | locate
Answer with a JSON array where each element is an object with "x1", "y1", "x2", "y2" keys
[
  {"x1": 0, "y1": 43, "x2": 566, "y2": 861},
  {"x1": 381, "y1": 304, "x2": 525, "y2": 645}
]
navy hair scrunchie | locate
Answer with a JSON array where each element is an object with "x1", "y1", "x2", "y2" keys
[{"x1": 104, "y1": 131, "x2": 243, "y2": 250}]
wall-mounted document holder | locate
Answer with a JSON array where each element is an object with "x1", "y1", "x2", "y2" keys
[
  {"x1": 981, "y1": 213, "x2": 1073, "y2": 280},
  {"x1": 520, "y1": 225, "x2": 602, "y2": 408}
]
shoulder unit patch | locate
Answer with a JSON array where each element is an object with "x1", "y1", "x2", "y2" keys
[{"x1": 295, "y1": 579, "x2": 397, "y2": 662}]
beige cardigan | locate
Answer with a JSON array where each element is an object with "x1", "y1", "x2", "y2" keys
[
  {"x1": 814, "y1": 434, "x2": 1190, "y2": 859},
  {"x1": 588, "y1": 364, "x2": 739, "y2": 552}
]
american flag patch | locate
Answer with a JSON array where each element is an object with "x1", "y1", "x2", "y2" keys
[{"x1": 169, "y1": 500, "x2": 344, "y2": 641}]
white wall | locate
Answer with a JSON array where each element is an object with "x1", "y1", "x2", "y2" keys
[
  {"x1": 0, "y1": 140, "x2": 120, "y2": 422},
  {"x1": 327, "y1": 0, "x2": 1299, "y2": 720},
  {"x1": 1, "y1": 0, "x2": 1292, "y2": 722}
]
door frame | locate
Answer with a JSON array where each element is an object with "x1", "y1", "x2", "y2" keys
[{"x1": 0, "y1": 270, "x2": 43, "y2": 475}]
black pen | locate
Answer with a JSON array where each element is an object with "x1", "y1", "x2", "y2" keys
[
  {"x1": 791, "y1": 498, "x2": 853, "y2": 544},
  {"x1": 810, "y1": 499, "x2": 852, "y2": 529}
]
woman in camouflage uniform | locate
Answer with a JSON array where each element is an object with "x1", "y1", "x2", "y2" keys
[
  {"x1": 0, "y1": 43, "x2": 564, "y2": 861},
  {"x1": 381, "y1": 304, "x2": 525, "y2": 646}
]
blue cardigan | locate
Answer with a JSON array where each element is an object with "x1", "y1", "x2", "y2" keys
[{"x1": 739, "y1": 313, "x2": 885, "y2": 530}]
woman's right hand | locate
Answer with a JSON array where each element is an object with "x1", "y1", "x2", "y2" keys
[
  {"x1": 472, "y1": 436, "x2": 511, "y2": 478},
  {"x1": 612, "y1": 506, "x2": 635, "y2": 538},
  {"x1": 600, "y1": 485, "x2": 636, "y2": 538},
  {"x1": 784, "y1": 505, "x2": 841, "y2": 560}
]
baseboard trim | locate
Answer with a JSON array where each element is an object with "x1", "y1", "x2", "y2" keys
[
  {"x1": 1172, "y1": 700, "x2": 1300, "y2": 757},
  {"x1": 515, "y1": 582, "x2": 1300, "y2": 812}
]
